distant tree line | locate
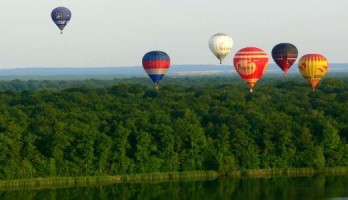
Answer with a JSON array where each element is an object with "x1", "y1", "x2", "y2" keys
[{"x1": 0, "y1": 76, "x2": 347, "y2": 179}]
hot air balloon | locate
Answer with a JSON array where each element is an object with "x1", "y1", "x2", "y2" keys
[
  {"x1": 233, "y1": 47, "x2": 269, "y2": 92},
  {"x1": 209, "y1": 33, "x2": 233, "y2": 64},
  {"x1": 271, "y1": 43, "x2": 298, "y2": 76},
  {"x1": 142, "y1": 51, "x2": 171, "y2": 89},
  {"x1": 298, "y1": 54, "x2": 328, "y2": 91},
  {"x1": 51, "y1": 7, "x2": 71, "y2": 34}
]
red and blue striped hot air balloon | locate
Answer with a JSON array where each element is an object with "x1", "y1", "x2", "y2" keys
[
  {"x1": 51, "y1": 7, "x2": 71, "y2": 34},
  {"x1": 142, "y1": 51, "x2": 171, "y2": 89}
]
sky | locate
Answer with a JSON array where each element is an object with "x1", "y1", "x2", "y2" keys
[{"x1": 0, "y1": 0, "x2": 347, "y2": 68}]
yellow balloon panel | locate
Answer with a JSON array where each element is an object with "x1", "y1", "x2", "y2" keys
[{"x1": 298, "y1": 54, "x2": 328, "y2": 91}]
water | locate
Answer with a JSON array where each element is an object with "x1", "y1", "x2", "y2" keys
[{"x1": 1, "y1": 175, "x2": 347, "y2": 200}]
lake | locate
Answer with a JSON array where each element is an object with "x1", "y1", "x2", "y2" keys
[{"x1": 1, "y1": 175, "x2": 347, "y2": 200}]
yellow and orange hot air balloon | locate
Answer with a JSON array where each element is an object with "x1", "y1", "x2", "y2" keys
[
  {"x1": 298, "y1": 54, "x2": 328, "y2": 91},
  {"x1": 233, "y1": 47, "x2": 269, "y2": 92}
]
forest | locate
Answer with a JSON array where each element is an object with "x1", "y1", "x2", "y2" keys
[{"x1": 0, "y1": 76, "x2": 347, "y2": 180}]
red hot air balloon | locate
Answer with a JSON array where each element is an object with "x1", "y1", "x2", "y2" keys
[{"x1": 233, "y1": 47, "x2": 269, "y2": 92}]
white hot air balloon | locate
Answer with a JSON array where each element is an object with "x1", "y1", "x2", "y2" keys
[{"x1": 209, "y1": 33, "x2": 233, "y2": 64}]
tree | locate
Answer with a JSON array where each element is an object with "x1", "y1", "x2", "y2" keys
[
  {"x1": 295, "y1": 127, "x2": 325, "y2": 168},
  {"x1": 153, "y1": 124, "x2": 179, "y2": 172},
  {"x1": 218, "y1": 125, "x2": 237, "y2": 175},
  {"x1": 134, "y1": 132, "x2": 162, "y2": 173},
  {"x1": 231, "y1": 129, "x2": 260, "y2": 169},
  {"x1": 321, "y1": 122, "x2": 343, "y2": 166},
  {"x1": 109, "y1": 123, "x2": 134, "y2": 174},
  {"x1": 174, "y1": 109, "x2": 207, "y2": 171}
]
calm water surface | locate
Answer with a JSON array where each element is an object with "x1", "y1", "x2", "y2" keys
[{"x1": 1, "y1": 175, "x2": 347, "y2": 200}]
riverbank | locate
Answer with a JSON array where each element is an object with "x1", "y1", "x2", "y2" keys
[
  {"x1": 0, "y1": 171, "x2": 218, "y2": 190},
  {"x1": 1, "y1": 167, "x2": 348, "y2": 190},
  {"x1": 228, "y1": 167, "x2": 348, "y2": 178}
]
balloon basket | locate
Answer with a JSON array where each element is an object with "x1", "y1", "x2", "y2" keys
[{"x1": 154, "y1": 82, "x2": 160, "y2": 90}]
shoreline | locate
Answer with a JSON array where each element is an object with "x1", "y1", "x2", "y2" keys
[{"x1": 0, "y1": 167, "x2": 347, "y2": 190}]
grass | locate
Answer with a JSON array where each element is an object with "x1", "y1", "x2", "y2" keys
[
  {"x1": 121, "y1": 171, "x2": 218, "y2": 182},
  {"x1": 0, "y1": 171, "x2": 218, "y2": 190},
  {"x1": 227, "y1": 167, "x2": 348, "y2": 178},
  {"x1": 0, "y1": 167, "x2": 347, "y2": 190},
  {"x1": 0, "y1": 176, "x2": 123, "y2": 190}
]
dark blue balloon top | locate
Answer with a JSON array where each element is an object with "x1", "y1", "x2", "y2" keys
[
  {"x1": 142, "y1": 51, "x2": 170, "y2": 62},
  {"x1": 51, "y1": 7, "x2": 71, "y2": 33}
]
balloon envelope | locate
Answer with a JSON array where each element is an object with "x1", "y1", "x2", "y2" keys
[
  {"x1": 233, "y1": 47, "x2": 269, "y2": 92},
  {"x1": 209, "y1": 33, "x2": 233, "y2": 64},
  {"x1": 142, "y1": 51, "x2": 170, "y2": 87},
  {"x1": 51, "y1": 7, "x2": 71, "y2": 33},
  {"x1": 298, "y1": 54, "x2": 328, "y2": 91},
  {"x1": 271, "y1": 43, "x2": 298, "y2": 76}
]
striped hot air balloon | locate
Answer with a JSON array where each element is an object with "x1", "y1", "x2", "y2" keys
[
  {"x1": 271, "y1": 43, "x2": 298, "y2": 77},
  {"x1": 298, "y1": 54, "x2": 328, "y2": 91},
  {"x1": 233, "y1": 47, "x2": 269, "y2": 92},
  {"x1": 51, "y1": 7, "x2": 72, "y2": 34},
  {"x1": 142, "y1": 51, "x2": 171, "y2": 89},
  {"x1": 209, "y1": 33, "x2": 233, "y2": 64}
]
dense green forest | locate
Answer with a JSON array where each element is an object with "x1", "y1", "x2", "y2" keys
[{"x1": 0, "y1": 76, "x2": 347, "y2": 180}]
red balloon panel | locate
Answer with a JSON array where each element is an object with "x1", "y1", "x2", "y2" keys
[{"x1": 233, "y1": 47, "x2": 269, "y2": 88}]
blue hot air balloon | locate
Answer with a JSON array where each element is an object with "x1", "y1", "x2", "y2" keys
[
  {"x1": 51, "y1": 7, "x2": 71, "y2": 34},
  {"x1": 142, "y1": 51, "x2": 171, "y2": 89}
]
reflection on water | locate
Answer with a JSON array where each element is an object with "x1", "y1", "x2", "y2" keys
[{"x1": 0, "y1": 175, "x2": 348, "y2": 200}]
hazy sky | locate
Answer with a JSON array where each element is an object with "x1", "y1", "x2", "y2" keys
[{"x1": 0, "y1": 0, "x2": 347, "y2": 68}]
